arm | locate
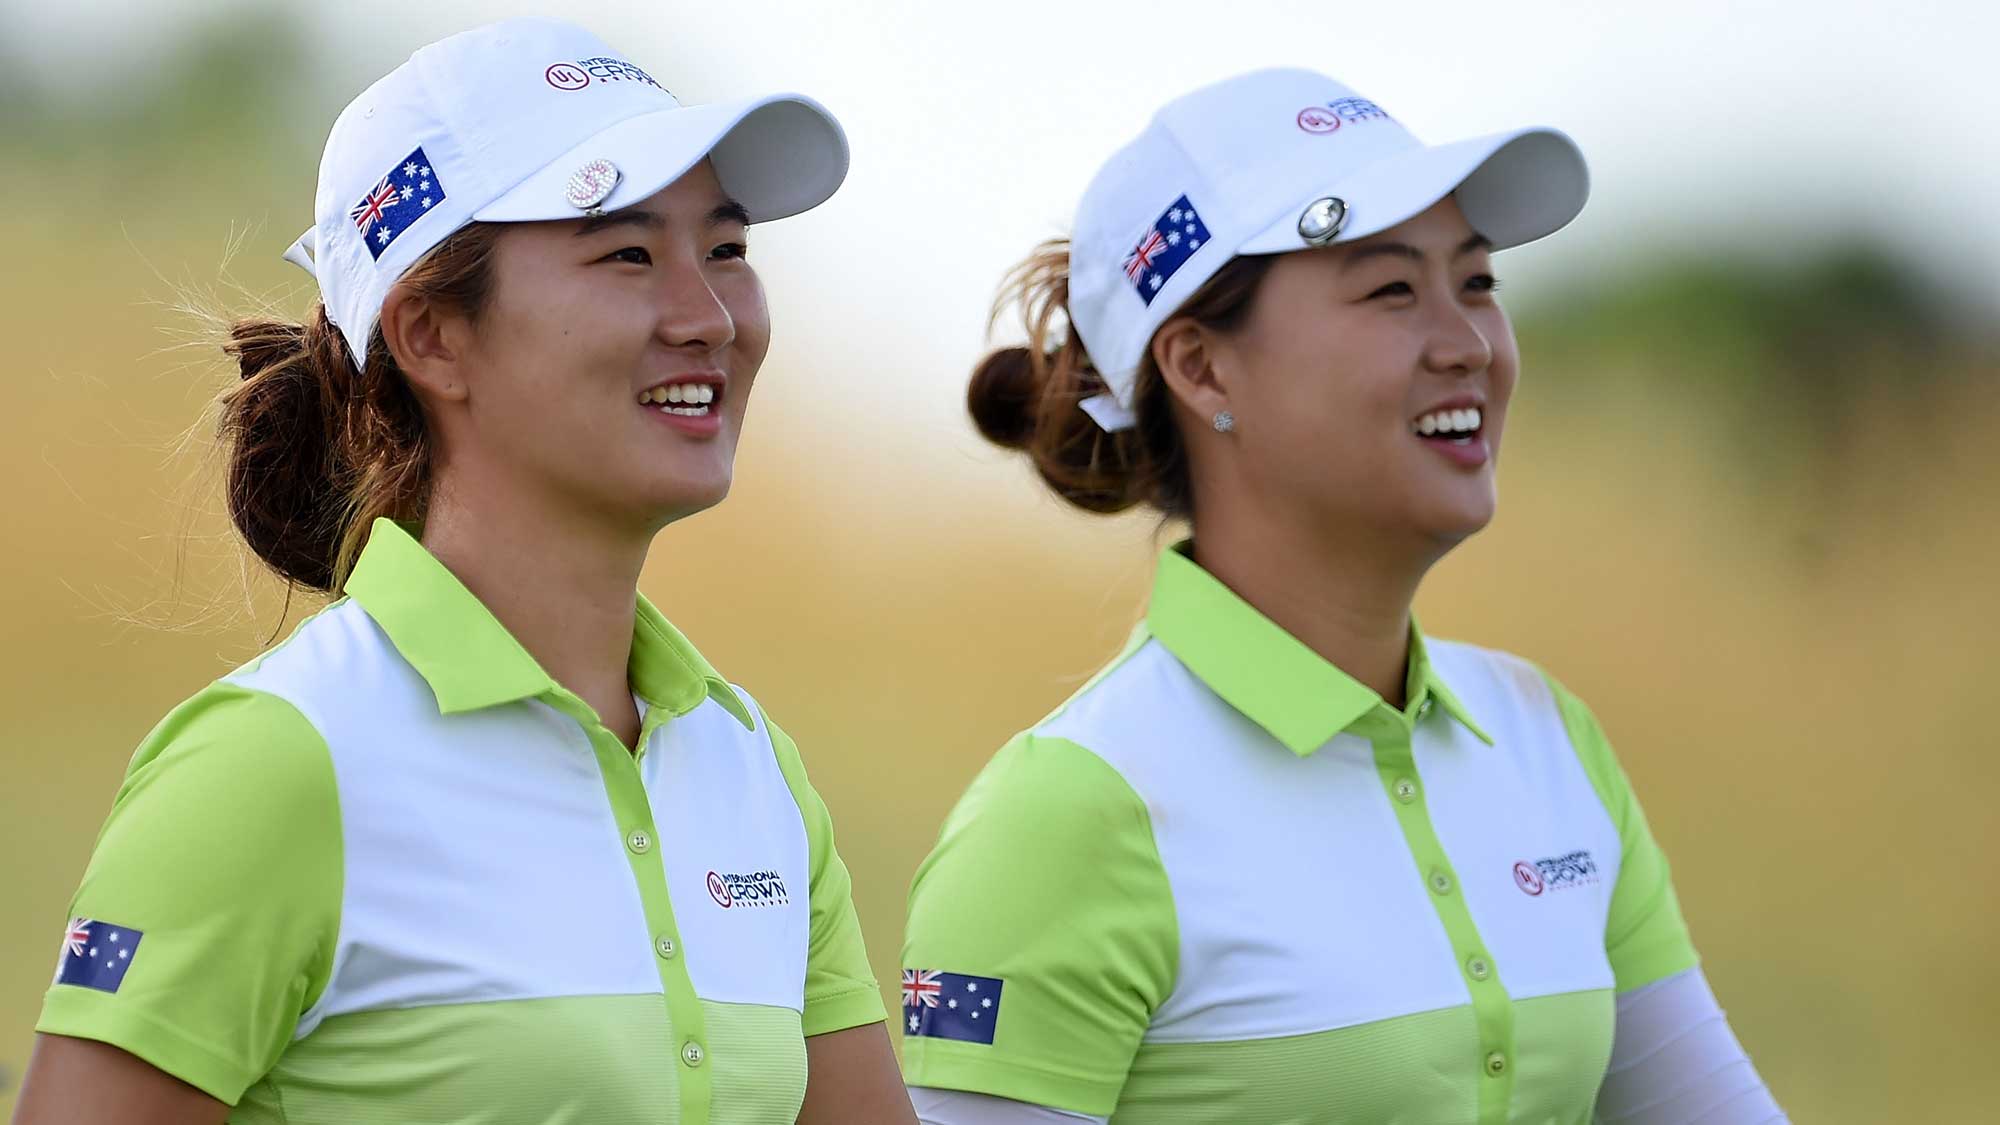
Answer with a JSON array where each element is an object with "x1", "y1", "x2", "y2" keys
[
  {"x1": 1595, "y1": 968, "x2": 1787, "y2": 1124},
  {"x1": 11, "y1": 1036, "x2": 227, "y2": 1125},
  {"x1": 20, "y1": 684, "x2": 341, "y2": 1112},
  {"x1": 900, "y1": 733, "x2": 1176, "y2": 1118},
  {"x1": 798, "y1": 1023, "x2": 916, "y2": 1125},
  {"x1": 1541, "y1": 676, "x2": 1784, "y2": 1122}
]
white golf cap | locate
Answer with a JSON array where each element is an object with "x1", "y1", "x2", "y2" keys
[
  {"x1": 1069, "y1": 68, "x2": 1588, "y2": 431},
  {"x1": 282, "y1": 18, "x2": 848, "y2": 369}
]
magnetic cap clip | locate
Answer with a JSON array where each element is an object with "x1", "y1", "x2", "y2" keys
[
  {"x1": 1298, "y1": 196, "x2": 1349, "y2": 245},
  {"x1": 564, "y1": 158, "x2": 621, "y2": 214}
]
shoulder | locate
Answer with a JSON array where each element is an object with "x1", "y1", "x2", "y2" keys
[
  {"x1": 1426, "y1": 638, "x2": 1560, "y2": 712},
  {"x1": 929, "y1": 731, "x2": 1157, "y2": 875},
  {"x1": 124, "y1": 677, "x2": 335, "y2": 810},
  {"x1": 1032, "y1": 634, "x2": 1201, "y2": 755}
]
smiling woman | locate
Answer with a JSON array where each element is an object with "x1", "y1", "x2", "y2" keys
[
  {"x1": 904, "y1": 69, "x2": 1788, "y2": 1124},
  {"x1": 12, "y1": 17, "x2": 914, "y2": 1125}
]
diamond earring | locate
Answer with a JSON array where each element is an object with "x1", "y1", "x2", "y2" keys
[{"x1": 1212, "y1": 411, "x2": 1235, "y2": 433}]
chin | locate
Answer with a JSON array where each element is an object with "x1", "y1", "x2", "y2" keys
[
  {"x1": 1417, "y1": 494, "x2": 1498, "y2": 546},
  {"x1": 635, "y1": 474, "x2": 733, "y2": 527}
]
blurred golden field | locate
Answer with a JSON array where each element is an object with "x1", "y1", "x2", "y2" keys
[{"x1": 4, "y1": 18, "x2": 1998, "y2": 1124}]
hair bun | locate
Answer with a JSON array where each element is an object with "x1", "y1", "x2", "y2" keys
[{"x1": 966, "y1": 346, "x2": 1042, "y2": 451}]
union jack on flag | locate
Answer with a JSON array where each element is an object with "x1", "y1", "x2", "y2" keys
[
  {"x1": 901, "y1": 968, "x2": 1005, "y2": 1045},
  {"x1": 349, "y1": 146, "x2": 447, "y2": 262},
  {"x1": 53, "y1": 917, "x2": 143, "y2": 994},
  {"x1": 902, "y1": 968, "x2": 942, "y2": 1008},
  {"x1": 1123, "y1": 194, "x2": 1210, "y2": 306}
]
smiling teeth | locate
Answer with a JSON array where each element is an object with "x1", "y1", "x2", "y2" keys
[
  {"x1": 639, "y1": 383, "x2": 717, "y2": 408},
  {"x1": 1415, "y1": 407, "x2": 1482, "y2": 436}
]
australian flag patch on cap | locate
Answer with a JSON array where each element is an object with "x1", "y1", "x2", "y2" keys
[
  {"x1": 903, "y1": 968, "x2": 1004, "y2": 1045},
  {"x1": 54, "y1": 918, "x2": 143, "y2": 993},
  {"x1": 350, "y1": 146, "x2": 448, "y2": 261},
  {"x1": 1123, "y1": 194, "x2": 1211, "y2": 306}
]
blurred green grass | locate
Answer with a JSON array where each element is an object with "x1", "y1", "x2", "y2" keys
[{"x1": 3, "y1": 22, "x2": 1996, "y2": 1122}]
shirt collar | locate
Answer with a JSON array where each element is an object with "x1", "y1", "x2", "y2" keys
[
  {"x1": 343, "y1": 519, "x2": 753, "y2": 729},
  {"x1": 1144, "y1": 542, "x2": 1491, "y2": 756}
]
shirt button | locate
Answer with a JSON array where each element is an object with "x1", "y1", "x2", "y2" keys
[
  {"x1": 1466, "y1": 954, "x2": 1492, "y2": 981},
  {"x1": 1485, "y1": 1050, "x2": 1508, "y2": 1076},
  {"x1": 1428, "y1": 868, "x2": 1454, "y2": 896},
  {"x1": 625, "y1": 829, "x2": 652, "y2": 855},
  {"x1": 681, "y1": 1040, "x2": 705, "y2": 1067},
  {"x1": 1393, "y1": 778, "x2": 1419, "y2": 804},
  {"x1": 655, "y1": 934, "x2": 678, "y2": 960}
]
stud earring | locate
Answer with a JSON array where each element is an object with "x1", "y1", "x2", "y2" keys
[{"x1": 1212, "y1": 411, "x2": 1235, "y2": 433}]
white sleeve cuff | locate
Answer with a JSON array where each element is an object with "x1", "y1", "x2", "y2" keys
[{"x1": 909, "y1": 1086, "x2": 1108, "y2": 1125}]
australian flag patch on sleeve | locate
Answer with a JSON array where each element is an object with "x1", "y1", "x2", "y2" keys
[
  {"x1": 902, "y1": 968, "x2": 1005, "y2": 1045},
  {"x1": 54, "y1": 918, "x2": 143, "y2": 993}
]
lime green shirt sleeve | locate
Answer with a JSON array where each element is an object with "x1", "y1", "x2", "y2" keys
[
  {"x1": 1545, "y1": 674, "x2": 1700, "y2": 992},
  {"x1": 35, "y1": 682, "x2": 343, "y2": 1104},
  {"x1": 901, "y1": 733, "x2": 1178, "y2": 1118},
  {"x1": 762, "y1": 708, "x2": 885, "y2": 1037}
]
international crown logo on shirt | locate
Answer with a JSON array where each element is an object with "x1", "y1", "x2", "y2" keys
[
  {"x1": 902, "y1": 968, "x2": 1004, "y2": 1045},
  {"x1": 1123, "y1": 194, "x2": 1211, "y2": 306},
  {"x1": 53, "y1": 917, "x2": 143, "y2": 994},
  {"x1": 350, "y1": 146, "x2": 448, "y2": 262}
]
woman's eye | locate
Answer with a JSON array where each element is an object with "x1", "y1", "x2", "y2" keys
[
  {"x1": 1367, "y1": 280, "x2": 1414, "y2": 300},
  {"x1": 712, "y1": 242, "x2": 750, "y2": 262},
  {"x1": 604, "y1": 246, "x2": 652, "y2": 266},
  {"x1": 1467, "y1": 273, "x2": 1502, "y2": 293}
]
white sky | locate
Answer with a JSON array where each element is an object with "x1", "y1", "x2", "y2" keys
[{"x1": 9, "y1": 0, "x2": 1993, "y2": 441}]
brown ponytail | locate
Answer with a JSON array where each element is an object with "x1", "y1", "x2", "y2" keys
[
  {"x1": 217, "y1": 222, "x2": 502, "y2": 594},
  {"x1": 967, "y1": 239, "x2": 1275, "y2": 519}
]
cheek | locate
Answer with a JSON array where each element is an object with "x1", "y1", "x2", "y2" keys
[
  {"x1": 719, "y1": 271, "x2": 771, "y2": 366},
  {"x1": 1250, "y1": 320, "x2": 1408, "y2": 431},
  {"x1": 1480, "y1": 310, "x2": 1521, "y2": 410}
]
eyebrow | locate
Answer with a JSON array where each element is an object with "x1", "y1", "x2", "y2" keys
[
  {"x1": 572, "y1": 199, "x2": 753, "y2": 237},
  {"x1": 1342, "y1": 233, "x2": 1493, "y2": 267}
]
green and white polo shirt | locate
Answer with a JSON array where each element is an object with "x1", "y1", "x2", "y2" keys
[
  {"x1": 38, "y1": 519, "x2": 884, "y2": 1123},
  {"x1": 902, "y1": 544, "x2": 1698, "y2": 1124}
]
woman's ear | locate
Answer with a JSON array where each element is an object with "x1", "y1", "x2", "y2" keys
[
  {"x1": 378, "y1": 282, "x2": 470, "y2": 403},
  {"x1": 1150, "y1": 317, "x2": 1233, "y2": 421}
]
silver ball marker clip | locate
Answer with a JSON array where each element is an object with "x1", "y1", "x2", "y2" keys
[{"x1": 1298, "y1": 196, "x2": 1349, "y2": 245}]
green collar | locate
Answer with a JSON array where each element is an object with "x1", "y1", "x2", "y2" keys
[
  {"x1": 343, "y1": 519, "x2": 753, "y2": 729},
  {"x1": 1144, "y1": 543, "x2": 1491, "y2": 756}
]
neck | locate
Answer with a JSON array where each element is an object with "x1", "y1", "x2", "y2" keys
[
  {"x1": 419, "y1": 473, "x2": 653, "y2": 745},
  {"x1": 1189, "y1": 499, "x2": 1439, "y2": 710}
]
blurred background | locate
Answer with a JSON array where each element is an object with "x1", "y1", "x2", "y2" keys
[{"x1": 3, "y1": 1, "x2": 1995, "y2": 1119}]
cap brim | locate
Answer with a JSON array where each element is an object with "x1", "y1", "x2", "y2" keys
[
  {"x1": 1238, "y1": 126, "x2": 1588, "y2": 254},
  {"x1": 475, "y1": 92, "x2": 848, "y2": 225}
]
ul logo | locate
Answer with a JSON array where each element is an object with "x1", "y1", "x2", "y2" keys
[
  {"x1": 1296, "y1": 106, "x2": 1341, "y2": 134},
  {"x1": 546, "y1": 63, "x2": 590, "y2": 91},
  {"x1": 1513, "y1": 861, "x2": 1545, "y2": 896}
]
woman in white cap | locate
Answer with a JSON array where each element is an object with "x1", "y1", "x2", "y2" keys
[
  {"x1": 15, "y1": 19, "x2": 915, "y2": 1125},
  {"x1": 901, "y1": 70, "x2": 1786, "y2": 1124}
]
